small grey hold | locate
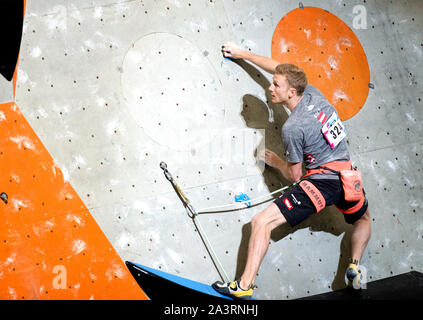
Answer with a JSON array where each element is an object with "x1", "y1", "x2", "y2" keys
[
  {"x1": 1, "y1": 192, "x2": 8, "y2": 204},
  {"x1": 368, "y1": 83, "x2": 375, "y2": 89},
  {"x1": 159, "y1": 162, "x2": 167, "y2": 170},
  {"x1": 299, "y1": 2, "x2": 304, "y2": 9}
]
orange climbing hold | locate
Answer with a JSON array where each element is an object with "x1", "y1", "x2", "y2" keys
[{"x1": 271, "y1": 7, "x2": 370, "y2": 120}]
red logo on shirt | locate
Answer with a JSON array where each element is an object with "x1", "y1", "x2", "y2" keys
[
  {"x1": 317, "y1": 112, "x2": 327, "y2": 124},
  {"x1": 305, "y1": 153, "x2": 316, "y2": 165},
  {"x1": 283, "y1": 198, "x2": 293, "y2": 210}
]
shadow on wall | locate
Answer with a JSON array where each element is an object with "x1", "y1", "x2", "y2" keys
[{"x1": 232, "y1": 60, "x2": 354, "y2": 292}]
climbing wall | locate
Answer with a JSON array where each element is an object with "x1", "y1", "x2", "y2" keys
[
  {"x1": 0, "y1": 1, "x2": 147, "y2": 300},
  {"x1": 2, "y1": 0, "x2": 422, "y2": 299}
]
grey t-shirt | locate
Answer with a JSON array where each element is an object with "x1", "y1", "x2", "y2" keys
[{"x1": 282, "y1": 84, "x2": 350, "y2": 179}]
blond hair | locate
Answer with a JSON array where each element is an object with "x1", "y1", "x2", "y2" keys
[{"x1": 275, "y1": 64, "x2": 308, "y2": 96}]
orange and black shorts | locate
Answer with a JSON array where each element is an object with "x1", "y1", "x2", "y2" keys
[{"x1": 274, "y1": 178, "x2": 368, "y2": 227}]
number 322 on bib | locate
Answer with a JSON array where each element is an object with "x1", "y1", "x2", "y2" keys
[{"x1": 322, "y1": 112, "x2": 347, "y2": 149}]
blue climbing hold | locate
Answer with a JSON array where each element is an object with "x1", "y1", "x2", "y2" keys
[{"x1": 235, "y1": 193, "x2": 251, "y2": 207}]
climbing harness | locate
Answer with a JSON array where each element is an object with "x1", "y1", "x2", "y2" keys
[{"x1": 304, "y1": 160, "x2": 363, "y2": 202}]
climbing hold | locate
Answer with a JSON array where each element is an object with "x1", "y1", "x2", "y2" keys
[
  {"x1": 235, "y1": 193, "x2": 251, "y2": 207},
  {"x1": 159, "y1": 161, "x2": 167, "y2": 170},
  {"x1": 0, "y1": 192, "x2": 8, "y2": 204},
  {"x1": 299, "y1": 2, "x2": 304, "y2": 9},
  {"x1": 368, "y1": 83, "x2": 375, "y2": 89}
]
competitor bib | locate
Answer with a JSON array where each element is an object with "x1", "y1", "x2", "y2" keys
[{"x1": 321, "y1": 112, "x2": 346, "y2": 149}]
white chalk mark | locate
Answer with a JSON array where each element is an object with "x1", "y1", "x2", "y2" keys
[
  {"x1": 66, "y1": 214, "x2": 83, "y2": 226},
  {"x1": 11, "y1": 198, "x2": 31, "y2": 212},
  {"x1": 279, "y1": 38, "x2": 289, "y2": 53},
  {"x1": 303, "y1": 29, "x2": 311, "y2": 39},
  {"x1": 386, "y1": 160, "x2": 397, "y2": 171},
  {"x1": 9, "y1": 136, "x2": 35, "y2": 150},
  {"x1": 328, "y1": 55, "x2": 338, "y2": 70},
  {"x1": 315, "y1": 38, "x2": 323, "y2": 46},
  {"x1": 333, "y1": 89, "x2": 349, "y2": 102},
  {"x1": 117, "y1": 232, "x2": 136, "y2": 249},
  {"x1": 166, "y1": 248, "x2": 183, "y2": 264},
  {"x1": 72, "y1": 240, "x2": 86, "y2": 255},
  {"x1": 93, "y1": 7, "x2": 103, "y2": 19},
  {"x1": 105, "y1": 264, "x2": 125, "y2": 280},
  {"x1": 8, "y1": 287, "x2": 17, "y2": 300},
  {"x1": 30, "y1": 46, "x2": 42, "y2": 58}
]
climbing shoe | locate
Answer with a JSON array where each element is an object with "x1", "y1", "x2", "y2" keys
[
  {"x1": 212, "y1": 280, "x2": 254, "y2": 300},
  {"x1": 346, "y1": 260, "x2": 361, "y2": 289}
]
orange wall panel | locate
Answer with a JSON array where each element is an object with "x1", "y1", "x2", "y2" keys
[
  {"x1": 271, "y1": 7, "x2": 370, "y2": 120},
  {"x1": 0, "y1": 102, "x2": 147, "y2": 300}
]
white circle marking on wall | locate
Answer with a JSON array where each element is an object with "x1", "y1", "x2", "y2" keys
[{"x1": 121, "y1": 32, "x2": 225, "y2": 151}]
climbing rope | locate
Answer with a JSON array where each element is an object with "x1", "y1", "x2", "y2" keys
[
  {"x1": 197, "y1": 185, "x2": 291, "y2": 214},
  {"x1": 159, "y1": 162, "x2": 301, "y2": 283},
  {"x1": 160, "y1": 162, "x2": 230, "y2": 283}
]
